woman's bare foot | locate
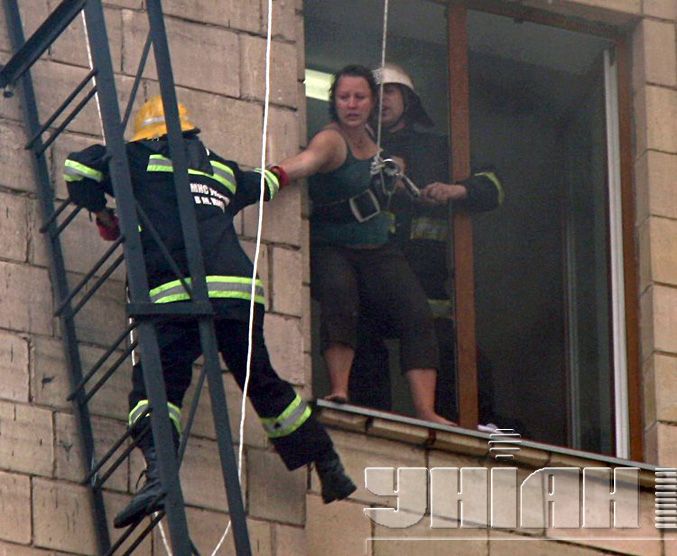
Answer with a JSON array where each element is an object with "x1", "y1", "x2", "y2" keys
[
  {"x1": 324, "y1": 393, "x2": 348, "y2": 404},
  {"x1": 416, "y1": 410, "x2": 457, "y2": 426}
]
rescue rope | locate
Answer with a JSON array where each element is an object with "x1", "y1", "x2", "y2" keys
[
  {"x1": 210, "y1": 0, "x2": 274, "y2": 553},
  {"x1": 374, "y1": 0, "x2": 390, "y2": 155},
  {"x1": 81, "y1": 13, "x2": 105, "y2": 138}
]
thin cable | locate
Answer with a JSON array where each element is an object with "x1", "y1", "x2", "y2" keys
[
  {"x1": 210, "y1": 0, "x2": 274, "y2": 553},
  {"x1": 80, "y1": 12, "x2": 105, "y2": 138},
  {"x1": 374, "y1": 0, "x2": 390, "y2": 154},
  {"x1": 158, "y1": 518, "x2": 173, "y2": 556}
]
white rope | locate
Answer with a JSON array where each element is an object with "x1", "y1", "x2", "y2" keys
[
  {"x1": 210, "y1": 0, "x2": 274, "y2": 553},
  {"x1": 80, "y1": 13, "x2": 105, "y2": 139},
  {"x1": 157, "y1": 518, "x2": 173, "y2": 556},
  {"x1": 374, "y1": 0, "x2": 390, "y2": 155}
]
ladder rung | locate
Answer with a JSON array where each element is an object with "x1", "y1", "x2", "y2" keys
[
  {"x1": 56, "y1": 237, "x2": 124, "y2": 317},
  {"x1": 86, "y1": 419, "x2": 149, "y2": 487},
  {"x1": 35, "y1": 85, "x2": 98, "y2": 156},
  {"x1": 66, "y1": 252, "x2": 125, "y2": 319},
  {"x1": 67, "y1": 322, "x2": 135, "y2": 401},
  {"x1": 26, "y1": 69, "x2": 96, "y2": 150},
  {"x1": 127, "y1": 301, "x2": 214, "y2": 318},
  {"x1": 52, "y1": 204, "x2": 82, "y2": 237},
  {"x1": 78, "y1": 340, "x2": 136, "y2": 406},
  {"x1": 0, "y1": 0, "x2": 87, "y2": 89},
  {"x1": 105, "y1": 511, "x2": 165, "y2": 556},
  {"x1": 39, "y1": 198, "x2": 70, "y2": 233}
]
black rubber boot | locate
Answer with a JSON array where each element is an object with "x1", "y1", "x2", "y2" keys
[
  {"x1": 315, "y1": 450, "x2": 357, "y2": 504},
  {"x1": 113, "y1": 426, "x2": 178, "y2": 529}
]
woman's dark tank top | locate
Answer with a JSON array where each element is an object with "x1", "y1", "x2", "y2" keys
[{"x1": 308, "y1": 145, "x2": 390, "y2": 246}]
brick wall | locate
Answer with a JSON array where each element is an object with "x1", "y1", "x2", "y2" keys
[
  {"x1": 630, "y1": 0, "x2": 677, "y2": 468},
  {"x1": 0, "y1": 0, "x2": 308, "y2": 554}
]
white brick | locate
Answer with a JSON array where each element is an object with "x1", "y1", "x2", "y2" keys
[
  {"x1": 179, "y1": 436, "x2": 242, "y2": 512},
  {"x1": 633, "y1": 19, "x2": 677, "y2": 87},
  {"x1": 33, "y1": 479, "x2": 97, "y2": 554},
  {"x1": 248, "y1": 448, "x2": 306, "y2": 525},
  {"x1": 0, "y1": 472, "x2": 30, "y2": 544},
  {"x1": 243, "y1": 184, "x2": 303, "y2": 247},
  {"x1": 174, "y1": 89, "x2": 263, "y2": 168},
  {"x1": 644, "y1": 86, "x2": 677, "y2": 153},
  {"x1": 643, "y1": 0, "x2": 677, "y2": 19},
  {"x1": 0, "y1": 331, "x2": 29, "y2": 403},
  {"x1": 306, "y1": 495, "x2": 367, "y2": 556},
  {"x1": 263, "y1": 313, "x2": 304, "y2": 384},
  {"x1": 0, "y1": 261, "x2": 53, "y2": 335},
  {"x1": 102, "y1": 490, "x2": 152, "y2": 554},
  {"x1": 0, "y1": 192, "x2": 28, "y2": 263},
  {"x1": 46, "y1": 3, "x2": 123, "y2": 72},
  {"x1": 0, "y1": 401, "x2": 53, "y2": 477},
  {"x1": 267, "y1": 106, "x2": 300, "y2": 164},
  {"x1": 64, "y1": 273, "x2": 126, "y2": 347},
  {"x1": 274, "y1": 523, "x2": 306, "y2": 556},
  {"x1": 240, "y1": 36, "x2": 298, "y2": 108},
  {"x1": 31, "y1": 335, "x2": 131, "y2": 421},
  {"x1": 55, "y1": 413, "x2": 129, "y2": 492},
  {"x1": 0, "y1": 122, "x2": 36, "y2": 194},
  {"x1": 30, "y1": 200, "x2": 127, "y2": 282},
  {"x1": 171, "y1": 511, "x2": 272, "y2": 556},
  {"x1": 163, "y1": 0, "x2": 261, "y2": 33},
  {"x1": 653, "y1": 285, "x2": 677, "y2": 353},
  {"x1": 649, "y1": 216, "x2": 677, "y2": 285},
  {"x1": 0, "y1": 2, "x2": 45, "y2": 55},
  {"x1": 122, "y1": 12, "x2": 240, "y2": 98},
  {"x1": 270, "y1": 246, "x2": 302, "y2": 316},
  {"x1": 262, "y1": 0, "x2": 298, "y2": 42}
]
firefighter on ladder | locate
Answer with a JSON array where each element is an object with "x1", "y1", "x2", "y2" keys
[{"x1": 64, "y1": 95, "x2": 356, "y2": 528}]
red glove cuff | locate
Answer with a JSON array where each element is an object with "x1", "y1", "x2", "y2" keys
[
  {"x1": 269, "y1": 165, "x2": 290, "y2": 189},
  {"x1": 95, "y1": 210, "x2": 121, "y2": 241}
]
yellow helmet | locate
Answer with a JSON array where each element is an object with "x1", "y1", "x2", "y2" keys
[{"x1": 131, "y1": 95, "x2": 198, "y2": 141}]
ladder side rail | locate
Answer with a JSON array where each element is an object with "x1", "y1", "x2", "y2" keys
[
  {"x1": 1, "y1": 1, "x2": 112, "y2": 552},
  {"x1": 0, "y1": 0, "x2": 87, "y2": 88},
  {"x1": 146, "y1": 2, "x2": 252, "y2": 554},
  {"x1": 82, "y1": 2, "x2": 193, "y2": 553}
]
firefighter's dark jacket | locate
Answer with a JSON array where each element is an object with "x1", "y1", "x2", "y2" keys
[
  {"x1": 64, "y1": 135, "x2": 280, "y2": 322},
  {"x1": 384, "y1": 127, "x2": 504, "y2": 244}
]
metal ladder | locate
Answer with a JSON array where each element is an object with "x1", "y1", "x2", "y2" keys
[{"x1": 0, "y1": 1, "x2": 251, "y2": 554}]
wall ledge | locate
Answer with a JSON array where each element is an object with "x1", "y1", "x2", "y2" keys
[{"x1": 316, "y1": 400, "x2": 658, "y2": 488}]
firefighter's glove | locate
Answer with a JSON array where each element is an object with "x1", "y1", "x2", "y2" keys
[{"x1": 95, "y1": 208, "x2": 120, "y2": 241}]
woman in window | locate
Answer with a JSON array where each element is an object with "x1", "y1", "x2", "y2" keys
[{"x1": 276, "y1": 64, "x2": 452, "y2": 425}]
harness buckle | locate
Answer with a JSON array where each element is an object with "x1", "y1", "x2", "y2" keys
[{"x1": 348, "y1": 189, "x2": 381, "y2": 223}]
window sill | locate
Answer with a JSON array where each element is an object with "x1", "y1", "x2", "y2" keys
[{"x1": 315, "y1": 400, "x2": 657, "y2": 488}]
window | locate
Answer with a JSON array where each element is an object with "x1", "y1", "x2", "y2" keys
[{"x1": 303, "y1": 0, "x2": 638, "y2": 458}]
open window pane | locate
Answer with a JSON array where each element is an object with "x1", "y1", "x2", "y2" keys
[{"x1": 468, "y1": 10, "x2": 617, "y2": 453}]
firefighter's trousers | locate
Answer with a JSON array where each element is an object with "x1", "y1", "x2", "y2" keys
[{"x1": 129, "y1": 318, "x2": 333, "y2": 470}]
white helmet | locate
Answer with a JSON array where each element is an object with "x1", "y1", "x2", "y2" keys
[{"x1": 373, "y1": 63, "x2": 433, "y2": 128}]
